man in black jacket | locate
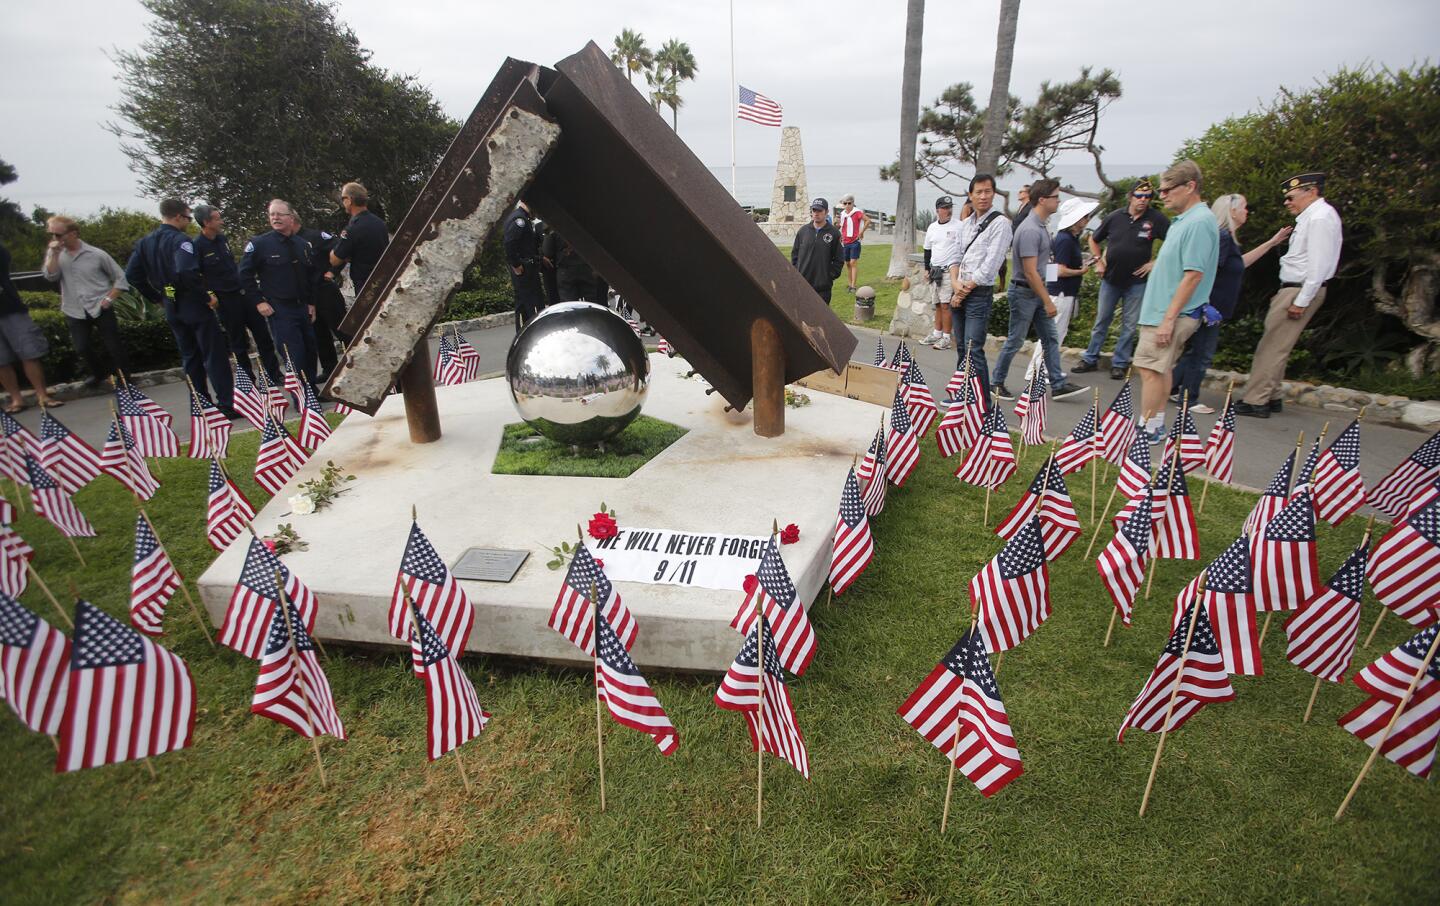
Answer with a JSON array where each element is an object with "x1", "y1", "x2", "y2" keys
[{"x1": 791, "y1": 198, "x2": 844, "y2": 302}]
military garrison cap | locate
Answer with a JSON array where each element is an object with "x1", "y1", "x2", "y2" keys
[{"x1": 1282, "y1": 172, "x2": 1325, "y2": 193}]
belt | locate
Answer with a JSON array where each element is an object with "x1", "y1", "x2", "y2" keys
[{"x1": 1281, "y1": 280, "x2": 1331, "y2": 289}]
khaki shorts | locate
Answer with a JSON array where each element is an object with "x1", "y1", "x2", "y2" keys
[{"x1": 1133, "y1": 316, "x2": 1200, "y2": 373}]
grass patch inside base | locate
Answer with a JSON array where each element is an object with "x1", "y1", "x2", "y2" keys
[{"x1": 491, "y1": 416, "x2": 687, "y2": 478}]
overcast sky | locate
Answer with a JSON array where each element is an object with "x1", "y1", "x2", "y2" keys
[{"x1": 3, "y1": 0, "x2": 1435, "y2": 217}]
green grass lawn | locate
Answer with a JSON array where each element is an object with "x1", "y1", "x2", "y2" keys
[
  {"x1": 491, "y1": 416, "x2": 687, "y2": 478},
  {"x1": 774, "y1": 239, "x2": 903, "y2": 328},
  {"x1": 2, "y1": 419, "x2": 1437, "y2": 903}
]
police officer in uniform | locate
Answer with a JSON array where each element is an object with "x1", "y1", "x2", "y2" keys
[
  {"x1": 295, "y1": 214, "x2": 345, "y2": 382},
  {"x1": 192, "y1": 203, "x2": 280, "y2": 384},
  {"x1": 542, "y1": 230, "x2": 606, "y2": 303},
  {"x1": 503, "y1": 200, "x2": 545, "y2": 331},
  {"x1": 791, "y1": 197, "x2": 845, "y2": 302},
  {"x1": 329, "y1": 181, "x2": 388, "y2": 295},
  {"x1": 239, "y1": 198, "x2": 321, "y2": 384},
  {"x1": 125, "y1": 197, "x2": 235, "y2": 415}
]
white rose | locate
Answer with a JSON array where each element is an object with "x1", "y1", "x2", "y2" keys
[{"x1": 289, "y1": 493, "x2": 316, "y2": 515}]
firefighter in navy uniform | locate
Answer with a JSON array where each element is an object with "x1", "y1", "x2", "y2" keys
[
  {"x1": 503, "y1": 201, "x2": 545, "y2": 331},
  {"x1": 124, "y1": 197, "x2": 235, "y2": 415},
  {"x1": 239, "y1": 199, "x2": 321, "y2": 385},
  {"x1": 191, "y1": 203, "x2": 281, "y2": 385},
  {"x1": 296, "y1": 215, "x2": 345, "y2": 383}
]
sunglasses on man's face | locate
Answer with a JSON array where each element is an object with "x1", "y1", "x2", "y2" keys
[
  {"x1": 48, "y1": 232, "x2": 68, "y2": 238},
  {"x1": 1132, "y1": 193, "x2": 1153, "y2": 200}
]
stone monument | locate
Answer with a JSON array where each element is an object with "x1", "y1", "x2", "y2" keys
[{"x1": 758, "y1": 127, "x2": 809, "y2": 241}]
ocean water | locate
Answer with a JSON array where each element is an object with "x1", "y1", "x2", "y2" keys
[{"x1": 704, "y1": 163, "x2": 1165, "y2": 217}]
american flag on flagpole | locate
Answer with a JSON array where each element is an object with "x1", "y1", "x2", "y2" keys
[
  {"x1": 657, "y1": 336, "x2": 674, "y2": 357},
  {"x1": 1338, "y1": 625, "x2": 1440, "y2": 778},
  {"x1": 1243, "y1": 448, "x2": 1295, "y2": 542},
  {"x1": 1291, "y1": 436, "x2": 1323, "y2": 500},
  {"x1": 971, "y1": 517, "x2": 1051, "y2": 653},
  {"x1": 1164, "y1": 403, "x2": 1206, "y2": 474},
  {"x1": 114, "y1": 392, "x2": 180, "y2": 460},
  {"x1": 205, "y1": 459, "x2": 254, "y2": 552},
  {"x1": 455, "y1": 332, "x2": 481, "y2": 381},
  {"x1": 1117, "y1": 593, "x2": 1235, "y2": 742},
  {"x1": 390, "y1": 519, "x2": 475, "y2": 664},
  {"x1": 954, "y1": 402, "x2": 1017, "y2": 491},
  {"x1": 731, "y1": 535, "x2": 817, "y2": 676},
  {"x1": 715, "y1": 618, "x2": 809, "y2": 778},
  {"x1": 901, "y1": 361, "x2": 938, "y2": 438},
  {"x1": 0, "y1": 525, "x2": 34, "y2": 599},
  {"x1": 594, "y1": 607, "x2": 677, "y2": 755},
  {"x1": 1366, "y1": 496, "x2": 1440, "y2": 629},
  {"x1": 1115, "y1": 430, "x2": 1153, "y2": 500},
  {"x1": 1203, "y1": 397, "x2": 1237, "y2": 483},
  {"x1": 1152, "y1": 456, "x2": 1199, "y2": 561},
  {"x1": 936, "y1": 369, "x2": 985, "y2": 459},
  {"x1": 857, "y1": 423, "x2": 884, "y2": 485},
  {"x1": 129, "y1": 514, "x2": 182, "y2": 637},
  {"x1": 1368, "y1": 428, "x2": 1440, "y2": 521},
  {"x1": 186, "y1": 389, "x2": 231, "y2": 461},
  {"x1": 408, "y1": 603, "x2": 489, "y2": 760},
  {"x1": 295, "y1": 374, "x2": 333, "y2": 452},
  {"x1": 1097, "y1": 485, "x2": 1154, "y2": 627},
  {"x1": 25, "y1": 453, "x2": 95, "y2": 538},
  {"x1": 230, "y1": 358, "x2": 270, "y2": 430},
  {"x1": 254, "y1": 414, "x2": 308, "y2": 495},
  {"x1": 885, "y1": 388, "x2": 921, "y2": 488},
  {"x1": 255, "y1": 367, "x2": 290, "y2": 423},
  {"x1": 736, "y1": 85, "x2": 783, "y2": 126},
  {"x1": 0, "y1": 410, "x2": 39, "y2": 488},
  {"x1": 1172, "y1": 534, "x2": 1261, "y2": 676},
  {"x1": 220, "y1": 537, "x2": 319, "y2": 659},
  {"x1": 861, "y1": 424, "x2": 888, "y2": 518},
  {"x1": 1252, "y1": 488, "x2": 1320, "y2": 612},
  {"x1": 1285, "y1": 537, "x2": 1370, "y2": 682},
  {"x1": 889, "y1": 340, "x2": 914, "y2": 372},
  {"x1": 1100, "y1": 382, "x2": 1137, "y2": 465},
  {"x1": 1312, "y1": 419, "x2": 1365, "y2": 525},
  {"x1": 1054, "y1": 400, "x2": 1100, "y2": 475},
  {"x1": 38, "y1": 409, "x2": 104, "y2": 493},
  {"x1": 122, "y1": 383, "x2": 172, "y2": 426},
  {"x1": 995, "y1": 456, "x2": 1081, "y2": 560},
  {"x1": 549, "y1": 545, "x2": 637, "y2": 655},
  {"x1": 433, "y1": 332, "x2": 464, "y2": 386},
  {"x1": 897, "y1": 625, "x2": 1023, "y2": 797},
  {"x1": 282, "y1": 353, "x2": 305, "y2": 412},
  {"x1": 872, "y1": 336, "x2": 887, "y2": 367},
  {"x1": 1019, "y1": 361, "x2": 1049, "y2": 447},
  {"x1": 251, "y1": 602, "x2": 346, "y2": 740},
  {"x1": 0, "y1": 593, "x2": 69, "y2": 736},
  {"x1": 829, "y1": 468, "x2": 875, "y2": 596},
  {"x1": 57, "y1": 600, "x2": 195, "y2": 771},
  {"x1": 99, "y1": 420, "x2": 159, "y2": 500}
]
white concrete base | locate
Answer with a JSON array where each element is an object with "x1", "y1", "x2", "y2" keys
[{"x1": 196, "y1": 355, "x2": 879, "y2": 673}]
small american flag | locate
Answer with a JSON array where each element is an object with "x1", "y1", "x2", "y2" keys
[
  {"x1": 1152, "y1": 457, "x2": 1199, "y2": 562},
  {"x1": 408, "y1": 603, "x2": 489, "y2": 761},
  {"x1": 898, "y1": 626, "x2": 1022, "y2": 797},
  {"x1": 1018, "y1": 362, "x2": 1049, "y2": 447},
  {"x1": 829, "y1": 468, "x2": 875, "y2": 596},
  {"x1": 953, "y1": 402, "x2": 1016, "y2": 491},
  {"x1": 0, "y1": 411, "x2": 38, "y2": 487},
  {"x1": 254, "y1": 414, "x2": 308, "y2": 495},
  {"x1": 57, "y1": 600, "x2": 195, "y2": 771},
  {"x1": 251, "y1": 602, "x2": 345, "y2": 740},
  {"x1": 390, "y1": 520, "x2": 474, "y2": 665},
  {"x1": 1284, "y1": 537, "x2": 1369, "y2": 682},
  {"x1": 857, "y1": 424, "x2": 883, "y2": 485},
  {"x1": 901, "y1": 362, "x2": 938, "y2": 438},
  {"x1": 731, "y1": 535, "x2": 817, "y2": 676},
  {"x1": 115, "y1": 391, "x2": 180, "y2": 459},
  {"x1": 0, "y1": 593, "x2": 69, "y2": 736},
  {"x1": 25, "y1": 453, "x2": 94, "y2": 538},
  {"x1": 1117, "y1": 594, "x2": 1234, "y2": 742},
  {"x1": 1100, "y1": 382, "x2": 1137, "y2": 465},
  {"x1": 0, "y1": 525, "x2": 34, "y2": 598},
  {"x1": 1115, "y1": 430, "x2": 1153, "y2": 500},
  {"x1": 872, "y1": 336, "x2": 887, "y2": 367},
  {"x1": 1252, "y1": 488, "x2": 1320, "y2": 612},
  {"x1": 255, "y1": 368, "x2": 290, "y2": 423},
  {"x1": 1203, "y1": 397, "x2": 1237, "y2": 483},
  {"x1": 283, "y1": 359, "x2": 304, "y2": 412},
  {"x1": 295, "y1": 374, "x2": 332, "y2": 452},
  {"x1": 186, "y1": 389, "x2": 231, "y2": 461},
  {"x1": 38, "y1": 409, "x2": 104, "y2": 493},
  {"x1": 1096, "y1": 485, "x2": 1154, "y2": 627},
  {"x1": 1312, "y1": 419, "x2": 1365, "y2": 525},
  {"x1": 1366, "y1": 496, "x2": 1440, "y2": 629},
  {"x1": 885, "y1": 389, "x2": 921, "y2": 488},
  {"x1": 715, "y1": 618, "x2": 809, "y2": 778},
  {"x1": 594, "y1": 607, "x2": 677, "y2": 755},
  {"x1": 206, "y1": 459, "x2": 255, "y2": 552},
  {"x1": 1367, "y1": 428, "x2": 1440, "y2": 521},
  {"x1": 995, "y1": 456, "x2": 1080, "y2": 560},
  {"x1": 1290, "y1": 436, "x2": 1323, "y2": 501},
  {"x1": 230, "y1": 357, "x2": 270, "y2": 430},
  {"x1": 657, "y1": 336, "x2": 673, "y2": 357},
  {"x1": 1164, "y1": 403, "x2": 1206, "y2": 474},
  {"x1": 1054, "y1": 399, "x2": 1100, "y2": 475},
  {"x1": 1243, "y1": 448, "x2": 1295, "y2": 542},
  {"x1": 860, "y1": 425, "x2": 888, "y2": 517},
  {"x1": 99, "y1": 420, "x2": 159, "y2": 500},
  {"x1": 123, "y1": 383, "x2": 172, "y2": 426},
  {"x1": 433, "y1": 333, "x2": 467, "y2": 386},
  {"x1": 1172, "y1": 534, "x2": 1261, "y2": 676},
  {"x1": 550, "y1": 545, "x2": 637, "y2": 655},
  {"x1": 455, "y1": 332, "x2": 481, "y2": 380},
  {"x1": 736, "y1": 85, "x2": 783, "y2": 127},
  {"x1": 889, "y1": 340, "x2": 914, "y2": 372},
  {"x1": 1339, "y1": 625, "x2": 1440, "y2": 778},
  {"x1": 220, "y1": 537, "x2": 318, "y2": 659},
  {"x1": 129, "y1": 514, "x2": 182, "y2": 637},
  {"x1": 332, "y1": 400, "x2": 354, "y2": 416},
  {"x1": 936, "y1": 371, "x2": 985, "y2": 459},
  {"x1": 971, "y1": 517, "x2": 1051, "y2": 653}
]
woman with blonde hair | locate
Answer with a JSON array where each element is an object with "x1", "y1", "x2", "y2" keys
[{"x1": 1170, "y1": 193, "x2": 1291, "y2": 412}]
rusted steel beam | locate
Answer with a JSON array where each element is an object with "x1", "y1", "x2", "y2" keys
[
  {"x1": 750, "y1": 318, "x2": 785, "y2": 437},
  {"x1": 398, "y1": 337, "x2": 442, "y2": 443}
]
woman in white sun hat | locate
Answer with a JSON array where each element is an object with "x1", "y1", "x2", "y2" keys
[{"x1": 1023, "y1": 196, "x2": 1098, "y2": 383}]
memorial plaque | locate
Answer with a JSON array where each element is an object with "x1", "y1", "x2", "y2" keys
[{"x1": 453, "y1": 548, "x2": 531, "y2": 582}]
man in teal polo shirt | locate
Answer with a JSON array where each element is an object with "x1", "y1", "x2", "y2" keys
[{"x1": 1132, "y1": 159, "x2": 1218, "y2": 445}]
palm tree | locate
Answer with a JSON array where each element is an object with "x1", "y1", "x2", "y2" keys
[
  {"x1": 976, "y1": 0, "x2": 1022, "y2": 174},
  {"x1": 610, "y1": 29, "x2": 654, "y2": 85},
  {"x1": 888, "y1": 0, "x2": 925, "y2": 278},
  {"x1": 646, "y1": 69, "x2": 683, "y2": 123},
  {"x1": 654, "y1": 39, "x2": 698, "y2": 131}
]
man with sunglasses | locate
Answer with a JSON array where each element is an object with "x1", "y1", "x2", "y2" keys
[
  {"x1": 1074, "y1": 177, "x2": 1170, "y2": 379},
  {"x1": 1236, "y1": 172, "x2": 1343, "y2": 418}
]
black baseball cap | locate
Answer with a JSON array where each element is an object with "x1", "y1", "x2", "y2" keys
[
  {"x1": 935, "y1": 196, "x2": 953, "y2": 209},
  {"x1": 810, "y1": 197, "x2": 829, "y2": 212}
]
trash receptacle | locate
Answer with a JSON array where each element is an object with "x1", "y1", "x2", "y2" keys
[{"x1": 854, "y1": 285, "x2": 876, "y2": 321}]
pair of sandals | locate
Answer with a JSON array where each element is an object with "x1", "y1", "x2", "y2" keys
[{"x1": 4, "y1": 398, "x2": 62, "y2": 414}]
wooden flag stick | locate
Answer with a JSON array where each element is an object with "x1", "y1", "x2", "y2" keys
[
  {"x1": 1085, "y1": 482, "x2": 1122, "y2": 560},
  {"x1": 1334, "y1": 624, "x2": 1440, "y2": 819},
  {"x1": 24, "y1": 560, "x2": 71, "y2": 627},
  {"x1": 141, "y1": 508, "x2": 215, "y2": 647},
  {"x1": 1139, "y1": 572, "x2": 1208, "y2": 818},
  {"x1": 1090, "y1": 388, "x2": 1100, "y2": 523},
  {"x1": 941, "y1": 602, "x2": 981, "y2": 833},
  {"x1": 993, "y1": 650, "x2": 1005, "y2": 675},
  {"x1": 64, "y1": 536, "x2": 85, "y2": 566},
  {"x1": 1303, "y1": 675, "x2": 1324, "y2": 724},
  {"x1": 756, "y1": 528, "x2": 774, "y2": 829},
  {"x1": 275, "y1": 569, "x2": 327, "y2": 788},
  {"x1": 1363, "y1": 607, "x2": 1387, "y2": 649},
  {"x1": 983, "y1": 485, "x2": 992, "y2": 525},
  {"x1": 590, "y1": 577, "x2": 607, "y2": 813},
  {"x1": 1259, "y1": 613, "x2": 1274, "y2": 646},
  {"x1": 1103, "y1": 609, "x2": 1120, "y2": 648}
]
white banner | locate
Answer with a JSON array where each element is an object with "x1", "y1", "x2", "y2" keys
[{"x1": 587, "y1": 527, "x2": 769, "y2": 590}]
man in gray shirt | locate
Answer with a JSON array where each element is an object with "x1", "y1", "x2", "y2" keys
[{"x1": 42, "y1": 215, "x2": 132, "y2": 386}]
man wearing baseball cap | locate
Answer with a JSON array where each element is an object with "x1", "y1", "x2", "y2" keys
[
  {"x1": 791, "y1": 197, "x2": 845, "y2": 303},
  {"x1": 921, "y1": 195, "x2": 961, "y2": 350}
]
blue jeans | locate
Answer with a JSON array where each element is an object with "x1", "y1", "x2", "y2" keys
[
  {"x1": 1171, "y1": 320, "x2": 1220, "y2": 402},
  {"x1": 1082, "y1": 279, "x2": 1145, "y2": 368},
  {"x1": 949, "y1": 286, "x2": 993, "y2": 400},
  {"x1": 991, "y1": 284, "x2": 1064, "y2": 389}
]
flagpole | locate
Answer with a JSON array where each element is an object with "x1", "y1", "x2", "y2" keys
[
  {"x1": 941, "y1": 601, "x2": 980, "y2": 834},
  {"x1": 1139, "y1": 571, "x2": 1208, "y2": 818},
  {"x1": 1085, "y1": 482, "x2": 1122, "y2": 560},
  {"x1": 1198, "y1": 381, "x2": 1234, "y2": 515},
  {"x1": 23, "y1": 560, "x2": 71, "y2": 627},
  {"x1": 1363, "y1": 608, "x2": 1387, "y2": 649},
  {"x1": 1334, "y1": 623, "x2": 1440, "y2": 819},
  {"x1": 1090, "y1": 388, "x2": 1100, "y2": 522},
  {"x1": 757, "y1": 519, "x2": 778, "y2": 828},
  {"x1": 1103, "y1": 608, "x2": 1120, "y2": 648},
  {"x1": 1145, "y1": 442, "x2": 1182, "y2": 600},
  {"x1": 1302, "y1": 518, "x2": 1376, "y2": 724},
  {"x1": 146, "y1": 508, "x2": 215, "y2": 647},
  {"x1": 275, "y1": 569, "x2": 327, "y2": 788},
  {"x1": 728, "y1": 0, "x2": 737, "y2": 199},
  {"x1": 586, "y1": 531, "x2": 607, "y2": 812}
]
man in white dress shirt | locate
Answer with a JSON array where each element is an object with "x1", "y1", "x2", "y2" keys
[
  {"x1": 949, "y1": 173, "x2": 1014, "y2": 399},
  {"x1": 1236, "y1": 172, "x2": 1343, "y2": 418}
]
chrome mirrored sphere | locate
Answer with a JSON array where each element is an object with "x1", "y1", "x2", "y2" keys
[{"x1": 506, "y1": 302, "x2": 650, "y2": 445}]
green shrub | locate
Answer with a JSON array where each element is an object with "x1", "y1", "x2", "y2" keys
[{"x1": 29, "y1": 308, "x2": 181, "y2": 383}]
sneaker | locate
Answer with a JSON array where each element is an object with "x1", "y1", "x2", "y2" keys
[
  {"x1": 994, "y1": 383, "x2": 1015, "y2": 400},
  {"x1": 1234, "y1": 401, "x2": 1270, "y2": 419},
  {"x1": 1072, "y1": 360, "x2": 1099, "y2": 374},
  {"x1": 1051, "y1": 382, "x2": 1087, "y2": 401},
  {"x1": 1146, "y1": 426, "x2": 1165, "y2": 446},
  {"x1": 934, "y1": 336, "x2": 952, "y2": 350},
  {"x1": 1109, "y1": 366, "x2": 1127, "y2": 380},
  {"x1": 1167, "y1": 392, "x2": 1181, "y2": 404},
  {"x1": 1268, "y1": 399, "x2": 1284, "y2": 413},
  {"x1": 919, "y1": 330, "x2": 941, "y2": 346},
  {"x1": 1192, "y1": 403, "x2": 1215, "y2": 415}
]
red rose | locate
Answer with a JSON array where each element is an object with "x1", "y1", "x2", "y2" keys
[
  {"x1": 743, "y1": 574, "x2": 759, "y2": 594},
  {"x1": 261, "y1": 538, "x2": 277, "y2": 553},
  {"x1": 594, "y1": 558, "x2": 604, "y2": 568},
  {"x1": 780, "y1": 523, "x2": 800, "y2": 545},
  {"x1": 588, "y1": 512, "x2": 619, "y2": 540}
]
